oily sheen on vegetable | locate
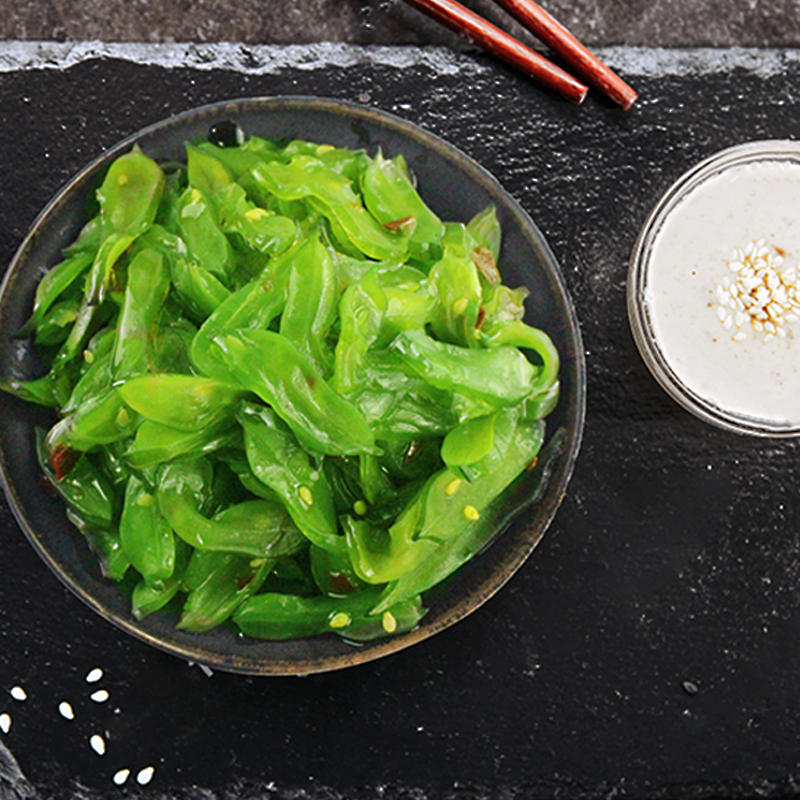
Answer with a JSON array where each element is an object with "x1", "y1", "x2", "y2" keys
[{"x1": 1, "y1": 123, "x2": 560, "y2": 642}]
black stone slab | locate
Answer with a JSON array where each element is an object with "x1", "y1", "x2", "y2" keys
[{"x1": 1, "y1": 44, "x2": 800, "y2": 800}]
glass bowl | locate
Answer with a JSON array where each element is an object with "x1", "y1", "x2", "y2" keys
[
  {"x1": 628, "y1": 140, "x2": 800, "y2": 437},
  {"x1": 0, "y1": 97, "x2": 585, "y2": 675}
]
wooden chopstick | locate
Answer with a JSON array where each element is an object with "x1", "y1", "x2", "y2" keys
[
  {"x1": 402, "y1": 0, "x2": 588, "y2": 104},
  {"x1": 492, "y1": 0, "x2": 638, "y2": 109}
]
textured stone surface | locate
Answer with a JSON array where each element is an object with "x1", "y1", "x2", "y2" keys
[
  {"x1": 1, "y1": 0, "x2": 800, "y2": 47},
  {"x1": 2, "y1": 43, "x2": 800, "y2": 800}
]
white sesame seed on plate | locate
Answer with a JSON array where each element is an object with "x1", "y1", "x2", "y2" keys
[
  {"x1": 58, "y1": 701, "x2": 75, "y2": 720},
  {"x1": 0, "y1": 714, "x2": 10, "y2": 734},
  {"x1": 89, "y1": 734, "x2": 106, "y2": 756},
  {"x1": 9, "y1": 686, "x2": 26, "y2": 702},
  {"x1": 90, "y1": 690, "x2": 109, "y2": 703},
  {"x1": 86, "y1": 668, "x2": 103, "y2": 684},
  {"x1": 137, "y1": 766, "x2": 155, "y2": 785},
  {"x1": 113, "y1": 769, "x2": 130, "y2": 786}
]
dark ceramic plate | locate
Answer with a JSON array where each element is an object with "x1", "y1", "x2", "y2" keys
[{"x1": 0, "y1": 97, "x2": 585, "y2": 675}]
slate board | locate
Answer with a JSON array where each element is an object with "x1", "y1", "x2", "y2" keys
[{"x1": 1, "y1": 42, "x2": 800, "y2": 800}]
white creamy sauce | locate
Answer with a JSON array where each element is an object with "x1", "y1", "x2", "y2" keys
[{"x1": 646, "y1": 158, "x2": 800, "y2": 427}]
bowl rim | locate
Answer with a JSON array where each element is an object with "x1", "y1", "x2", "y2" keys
[
  {"x1": 0, "y1": 95, "x2": 586, "y2": 675},
  {"x1": 627, "y1": 138, "x2": 800, "y2": 438}
]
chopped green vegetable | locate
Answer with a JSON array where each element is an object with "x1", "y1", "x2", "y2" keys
[{"x1": 4, "y1": 124, "x2": 560, "y2": 644}]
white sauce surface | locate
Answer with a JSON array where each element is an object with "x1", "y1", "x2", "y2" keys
[{"x1": 646, "y1": 158, "x2": 800, "y2": 427}]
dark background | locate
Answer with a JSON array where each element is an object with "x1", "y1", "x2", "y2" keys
[
  {"x1": 3, "y1": 0, "x2": 800, "y2": 48},
  {"x1": 4, "y1": 0, "x2": 800, "y2": 795},
  {"x1": 2, "y1": 43, "x2": 800, "y2": 799}
]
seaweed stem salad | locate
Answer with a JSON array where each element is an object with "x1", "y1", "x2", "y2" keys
[{"x1": 1, "y1": 121, "x2": 560, "y2": 642}]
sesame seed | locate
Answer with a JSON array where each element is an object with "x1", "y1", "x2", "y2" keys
[
  {"x1": 0, "y1": 714, "x2": 10, "y2": 734},
  {"x1": 113, "y1": 769, "x2": 130, "y2": 786},
  {"x1": 9, "y1": 686, "x2": 26, "y2": 702},
  {"x1": 136, "y1": 767, "x2": 155, "y2": 786},
  {"x1": 353, "y1": 500, "x2": 367, "y2": 516},
  {"x1": 58, "y1": 701, "x2": 75, "y2": 720},
  {"x1": 445, "y1": 478, "x2": 462, "y2": 496},
  {"x1": 714, "y1": 241, "x2": 799, "y2": 345},
  {"x1": 382, "y1": 612, "x2": 398, "y2": 633},
  {"x1": 86, "y1": 668, "x2": 103, "y2": 683},
  {"x1": 298, "y1": 486, "x2": 313, "y2": 506},
  {"x1": 83, "y1": 349, "x2": 95, "y2": 364},
  {"x1": 89, "y1": 734, "x2": 106, "y2": 756},
  {"x1": 732, "y1": 331, "x2": 747, "y2": 342},
  {"x1": 764, "y1": 333, "x2": 775, "y2": 343},
  {"x1": 463, "y1": 505, "x2": 481, "y2": 520},
  {"x1": 329, "y1": 612, "x2": 351, "y2": 629},
  {"x1": 90, "y1": 689, "x2": 109, "y2": 704},
  {"x1": 244, "y1": 207, "x2": 268, "y2": 221},
  {"x1": 452, "y1": 297, "x2": 469, "y2": 315}
]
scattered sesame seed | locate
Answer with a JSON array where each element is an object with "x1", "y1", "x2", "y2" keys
[
  {"x1": 83, "y1": 349, "x2": 95, "y2": 364},
  {"x1": 9, "y1": 686, "x2": 26, "y2": 702},
  {"x1": 463, "y1": 505, "x2": 480, "y2": 521},
  {"x1": 329, "y1": 612, "x2": 351, "y2": 629},
  {"x1": 89, "y1": 734, "x2": 106, "y2": 756},
  {"x1": 445, "y1": 478, "x2": 462, "y2": 496},
  {"x1": 715, "y1": 241, "x2": 799, "y2": 344},
  {"x1": 382, "y1": 612, "x2": 398, "y2": 633},
  {"x1": 298, "y1": 486, "x2": 313, "y2": 506},
  {"x1": 0, "y1": 714, "x2": 10, "y2": 734},
  {"x1": 244, "y1": 207, "x2": 268, "y2": 221},
  {"x1": 58, "y1": 701, "x2": 75, "y2": 720},
  {"x1": 86, "y1": 668, "x2": 103, "y2": 683},
  {"x1": 353, "y1": 500, "x2": 367, "y2": 516},
  {"x1": 90, "y1": 689, "x2": 109, "y2": 704},
  {"x1": 116, "y1": 408, "x2": 132, "y2": 427},
  {"x1": 136, "y1": 766, "x2": 155, "y2": 786},
  {"x1": 113, "y1": 769, "x2": 130, "y2": 786},
  {"x1": 136, "y1": 493, "x2": 155, "y2": 508}
]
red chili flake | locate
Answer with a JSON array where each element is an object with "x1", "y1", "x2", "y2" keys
[
  {"x1": 476, "y1": 306, "x2": 487, "y2": 330},
  {"x1": 328, "y1": 572, "x2": 357, "y2": 595},
  {"x1": 50, "y1": 444, "x2": 80, "y2": 481},
  {"x1": 382, "y1": 216, "x2": 415, "y2": 232},
  {"x1": 470, "y1": 246, "x2": 501, "y2": 285},
  {"x1": 526, "y1": 456, "x2": 539, "y2": 471}
]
